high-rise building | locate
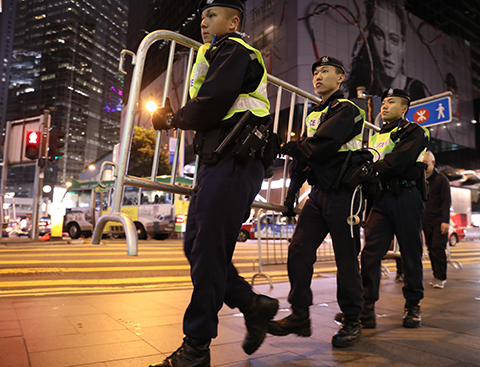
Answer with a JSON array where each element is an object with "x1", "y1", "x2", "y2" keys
[
  {"x1": 5, "y1": 0, "x2": 128, "y2": 196},
  {"x1": 0, "y1": 0, "x2": 17, "y2": 139},
  {"x1": 123, "y1": 0, "x2": 201, "y2": 105}
]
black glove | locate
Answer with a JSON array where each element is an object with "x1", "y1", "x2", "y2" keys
[
  {"x1": 283, "y1": 194, "x2": 296, "y2": 217},
  {"x1": 280, "y1": 141, "x2": 297, "y2": 155},
  {"x1": 151, "y1": 97, "x2": 175, "y2": 130},
  {"x1": 281, "y1": 141, "x2": 306, "y2": 161}
]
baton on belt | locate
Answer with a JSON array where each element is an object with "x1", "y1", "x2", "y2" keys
[{"x1": 213, "y1": 110, "x2": 253, "y2": 158}]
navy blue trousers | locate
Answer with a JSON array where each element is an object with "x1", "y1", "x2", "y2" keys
[
  {"x1": 361, "y1": 187, "x2": 425, "y2": 303},
  {"x1": 423, "y1": 221, "x2": 448, "y2": 281},
  {"x1": 287, "y1": 186, "x2": 364, "y2": 315},
  {"x1": 183, "y1": 155, "x2": 264, "y2": 339}
]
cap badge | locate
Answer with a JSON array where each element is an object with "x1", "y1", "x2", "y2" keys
[
  {"x1": 207, "y1": 0, "x2": 214, "y2": 3},
  {"x1": 321, "y1": 56, "x2": 329, "y2": 62},
  {"x1": 387, "y1": 88, "x2": 394, "y2": 96}
]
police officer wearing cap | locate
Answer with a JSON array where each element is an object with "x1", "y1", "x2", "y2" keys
[
  {"x1": 267, "y1": 56, "x2": 366, "y2": 348},
  {"x1": 149, "y1": 1, "x2": 278, "y2": 366},
  {"x1": 359, "y1": 88, "x2": 429, "y2": 329}
]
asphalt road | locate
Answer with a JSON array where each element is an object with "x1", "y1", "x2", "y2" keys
[{"x1": 0, "y1": 237, "x2": 478, "y2": 297}]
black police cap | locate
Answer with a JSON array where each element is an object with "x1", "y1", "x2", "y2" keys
[
  {"x1": 381, "y1": 88, "x2": 411, "y2": 105},
  {"x1": 198, "y1": 0, "x2": 244, "y2": 14},
  {"x1": 312, "y1": 56, "x2": 346, "y2": 74}
]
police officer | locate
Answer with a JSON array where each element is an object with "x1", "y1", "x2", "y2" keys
[
  {"x1": 267, "y1": 56, "x2": 366, "y2": 348},
  {"x1": 150, "y1": 1, "x2": 278, "y2": 366},
  {"x1": 360, "y1": 88, "x2": 429, "y2": 329}
]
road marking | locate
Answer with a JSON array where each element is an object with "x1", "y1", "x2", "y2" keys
[
  {"x1": 0, "y1": 265, "x2": 192, "y2": 274},
  {"x1": 0, "y1": 270, "x2": 295, "y2": 297},
  {"x1": 0, "y1": 250, "x2": 186, "y2": 257},
  {"x1": 0, "y1": 261, "x2": 272, "y2": 274},
  {"x1": 0, "y1": 256, "x2": 259, "y2": 265}
]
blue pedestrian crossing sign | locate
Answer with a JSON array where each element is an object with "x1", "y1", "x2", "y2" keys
[
  {"x1": 169, "y1": 137, "x2": 176, "y2": 164},
  {"x1": 406, "y1": 94, "x2": 452, "y2": 127}
]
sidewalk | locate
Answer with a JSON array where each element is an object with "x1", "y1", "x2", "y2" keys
[{"x1": 1, "y1": 264, "x2": 480, "y2": 367}]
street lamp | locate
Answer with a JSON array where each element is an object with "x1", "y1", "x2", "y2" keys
[{"x1": 145, "y1": 101, "x2": 158, "y2": 113}]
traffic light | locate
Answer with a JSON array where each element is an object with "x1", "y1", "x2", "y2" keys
[
  {"x1": 25, "y1": 130, "x2": 41, "y2": 160},
  {"x1": 48, "y1": 127, "x2": 65, "y2": 161}
]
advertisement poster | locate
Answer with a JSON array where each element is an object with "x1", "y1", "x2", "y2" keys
[{"x1": 245, "y1": 0, "x2": 475, "y2": 149}]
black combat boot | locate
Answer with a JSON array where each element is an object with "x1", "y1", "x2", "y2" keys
[
  {"x1": 149, "y1": 337, "x2": 211, "y2": 367},
  {"x1": 331, "y1": 314, "x2": 361, "y2": 348},
  {"x1": 359, "y1": 300, "x2": 376, "y2": 328},
  {"x1": 334, "y1": 300, "x2": 376, "y2": 328},
  {"x1": 267, "y1": 305, "x2": 311, "y2": 337},
  {"x1": 240, "y1": 293, "x2": 279, "y2": 355},
  {"x1": 403, "y1": 300, "x2": 421, "y2": 328}
]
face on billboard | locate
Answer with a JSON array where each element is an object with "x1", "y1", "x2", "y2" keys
[
  {"x1": 369, "y1": 5, "x2": 405, "y2": 81},
  {"x1": 243, "y1": 0, "x2": 475, "y2": 149}
]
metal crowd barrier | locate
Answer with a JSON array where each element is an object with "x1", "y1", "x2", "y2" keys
[
  {"x1": 91, "y1": 31, "x2": 379, "y2": 285},
  {"x1": 381, "y1": 234, "x2": 462, "y2": 280},
  {"x1": 251, "y1": 209, "x2": 335, "y2": 288},
  {"x1": 446, "y1": 241, "x2": 462, "y2": 269}
]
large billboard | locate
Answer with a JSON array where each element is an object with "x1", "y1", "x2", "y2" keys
[{"x1": 245, "y1": 0, "x2": 475, "y2": 149}]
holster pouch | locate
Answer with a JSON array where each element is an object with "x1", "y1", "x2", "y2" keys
[
  {"x1": 232, "y1": 124, "x2": 267, "y2": 163},
  {"x1": 232, "y1": 116, "x2": 272, "y2": 160},
  {"x1": 334, "y1": 149, "x2": 379, "y2": 198}
]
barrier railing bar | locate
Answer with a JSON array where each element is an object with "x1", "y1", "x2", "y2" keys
[
  {"x1": 92, "y1": 31, "x2": 201, "y2": 248},
  {"x1": 265, "y1": 85, "x2": 284, "y2": 203},
  {"x1": 171, "y1": 47, "x2": 195, "y2": 182},
  {"x1": 252, "y1": 208, "x2": 274, "y2": 288},
  {"x1": 267, "y1": 74, "x2": 321, "y2": 104},
  {"x1": 123, "y1": 176, "x2": 194, "y2": 196},
  {"x1": 281, "y1": 92, "x2": 297, "y2": 201},
  {"x1": 301, "y1": 99, "x2": 309, "y2": 136},
  {"x1": 152, "y1": 40, "x2": 176, "y2": 180}
]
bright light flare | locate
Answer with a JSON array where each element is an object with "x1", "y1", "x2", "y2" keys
[{"x1": 145, "y1": 101, "x2": 158, "y2": 113}]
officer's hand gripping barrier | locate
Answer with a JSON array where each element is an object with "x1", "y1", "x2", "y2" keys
[{"x1": 151, "y1": 97, "x2": 174, "y2": 130}]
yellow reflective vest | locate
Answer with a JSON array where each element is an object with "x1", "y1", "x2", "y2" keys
[
  {"x1": 305, "y1": 99, "x2": 365, "y2": 152},
  {"x1": 369, "y1": 121, "x2": 430, "y2": 162},
  {"x1": 189, "y1": 37, "x2": 270, "y2": 120}
]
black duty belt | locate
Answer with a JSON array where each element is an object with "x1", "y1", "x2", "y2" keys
[
  {"x1": 382, "y1": 178, "x2": 416, "y2": 192},
  {"x1": 400, "y1": 180, "x2": 416, "y2": 188}
]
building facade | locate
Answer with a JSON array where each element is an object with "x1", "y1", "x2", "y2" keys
[
  {"x1": 5, "y1": 0, "x2": 128, "y2": 196},
  {"x1": 0, "y1": 0, "x2": 17, "y2": 140}
]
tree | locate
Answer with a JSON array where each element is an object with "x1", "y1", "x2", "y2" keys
[{"x1": 128, "y1": 126, "x2": 171, "y2": 177}]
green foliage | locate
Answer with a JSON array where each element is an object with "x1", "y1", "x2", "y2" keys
[{"x1": 128, "y1": 126, "x2": 171, "y2": 177}]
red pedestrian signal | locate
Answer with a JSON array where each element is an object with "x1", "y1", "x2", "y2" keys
[
  {"x1": 25, "y1": 130, "x2": 41, "y2": 160},
  {"x1": 48, "y1": 127, "x2": 65, "y2": 161}
]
